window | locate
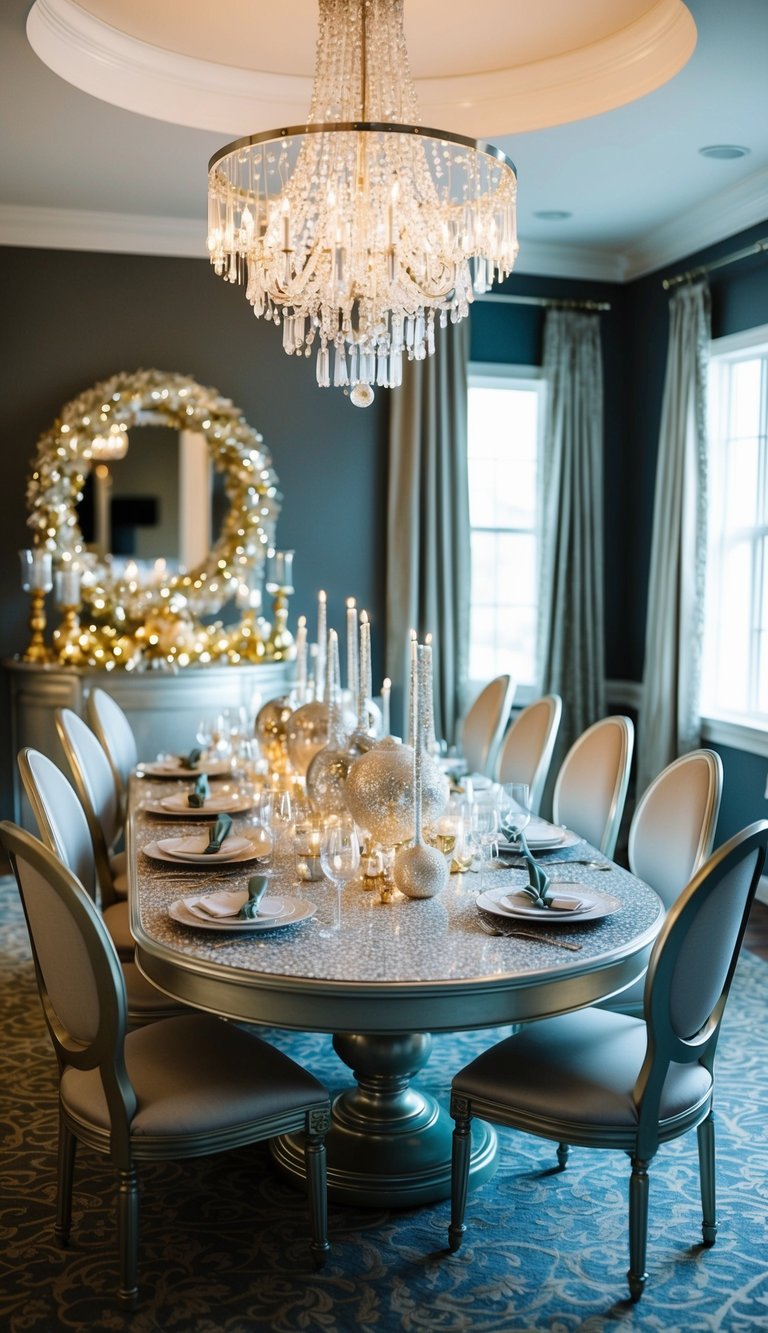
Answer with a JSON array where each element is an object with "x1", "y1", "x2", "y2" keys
[
  {"x1": 467, "y1": 365, "x2": 545, "y2": 699},
  {"x1": 702, "y1": 325, "x2": 768, "y2": 730}
]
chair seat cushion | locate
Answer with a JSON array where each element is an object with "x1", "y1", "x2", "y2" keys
[
  {"x1": 102, "y1": 900, "x2": 134, "y2": 960},
  {"x1": 110, "y1": 850, "x2": 128, "y2": 898},
  {"x1": 453, "y1": 1009, "x2": 712, "y2": 1132},
  {"x1": 122, "y1": 961, "x2": 187, "y2": 1021},
  {"x1": 61, "y1": 1014, "x2": 328, "y2": 1138}
]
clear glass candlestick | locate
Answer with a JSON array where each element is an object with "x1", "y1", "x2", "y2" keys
[{"x1": 19, "y1": 549, "x2": 53, "y2": 663}]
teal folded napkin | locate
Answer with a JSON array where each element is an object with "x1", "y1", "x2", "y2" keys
[
  {"x1": 187, "y1": 774, "x2": 209, "y2": 808},
  {"x1": 238, "y1": 875, "x2": 269, "y2": 919},
  {"x1": 505, "y1": 829, "x2": 552, "y2": 908},
  {"x1": 179, "y1": 747, "x2": 202, "y2": 770},
  {"x1": 204, "y1": 813, "x2": 233, "y2": 853}
]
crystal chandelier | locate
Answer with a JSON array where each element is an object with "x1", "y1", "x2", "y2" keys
[{"x1": 207, "y1": 0, "x2": 518, "y2": 407}]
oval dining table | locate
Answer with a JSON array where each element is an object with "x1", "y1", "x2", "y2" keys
[{"x1": 126, "y1": 776, "x2": 664, "y2": 1207}]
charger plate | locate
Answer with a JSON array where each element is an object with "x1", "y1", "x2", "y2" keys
[
  {"x1": 477, "y1": 884, "x2": 621, "y2": 924},
  {"x1": 143, "y1": 837, "x2": 261, "y2": 866},
  {"x1": 169, "y1": 894, "x2": 316, "y2": 932}
]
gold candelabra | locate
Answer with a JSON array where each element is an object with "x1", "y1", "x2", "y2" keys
[{"x1": 19, "y1": 549, "x2": 53, "y2": 664}]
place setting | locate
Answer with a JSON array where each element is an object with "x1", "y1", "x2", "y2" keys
[
  {"x1": 168, "y1": 874, "x2": 317, "y2": 934},
  {"x1": 142, "y1": 813, "x2": 272, "y2": 867},
  {"x1": 138, "y1": 747, "x2": 235, "y2": 780},
  {"x1": 141, "y1": 773, "x2": 255, "y2": 818}
]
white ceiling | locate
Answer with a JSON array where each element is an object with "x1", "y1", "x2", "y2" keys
[{"x1": 1, "y1": 0, "x2": 767, "y2": 282}]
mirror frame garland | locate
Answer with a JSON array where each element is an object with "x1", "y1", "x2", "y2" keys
[{"x1": 25, "y1": 368, "x2": 284, "y2": 670}]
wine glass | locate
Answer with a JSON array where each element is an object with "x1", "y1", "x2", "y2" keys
[
  {"x1": 319, "y1": 816, "x2": 360, "y2": 933},
  {"x1": 499, "y1": 783, "x2": 531, "y2": 848},
  {"x1": 470, "y1": 796, "x2": 500, "y2": 893},
  {"x1": 259, "y1": 786, "x2": 294, "y2": 865}
]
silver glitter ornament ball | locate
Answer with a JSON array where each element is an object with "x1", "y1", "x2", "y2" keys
[
  {"x1": 306, "y1": 745, "x2": 352, "y2": 816},
  {"x1": 393, "y1": 842, "x2": 449, "y2": 898},
  {"x1": 345, "y1": 737, "x2": 449, "y2": 846},
  {"x1": 286, "y1": 700, "x2": 328, "y2": 776}
]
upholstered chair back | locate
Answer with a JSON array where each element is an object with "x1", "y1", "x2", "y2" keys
[
  {"x1": 629, "y1": 749, "x2": 723, "y2": 911},
  {"x1": 86, "y1": 688, "x2": 138, "y2": 808},
  {"x1": 55, "y1": 708, "x2": 122, "y2": 901},
  {"x1": 552, "y1": 715, "x2": 634, "y2": 857},
  {"x1": 494, "y1": 693, "x2": 562, "y2": 813},
  {"x1": 461, "y1": 675, "x2": 515, "y2": 777},
  {"x1": 18, "y1": 748, "x2": 99, "y2": 901}
]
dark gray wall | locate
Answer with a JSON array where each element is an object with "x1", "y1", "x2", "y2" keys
[{"x1": 0, "y1": 245, "x2": 389, "y2": 816}]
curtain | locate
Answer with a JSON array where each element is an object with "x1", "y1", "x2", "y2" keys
[
  {"x1": 537, "y1": 309, "x2": 606, "y2": 756},
  {"x1": 636, "y1": 282, "x2": 710, "y2": 797},
  {"x1": 385, "y1": 320, "x2": 470, "y2": 746}
]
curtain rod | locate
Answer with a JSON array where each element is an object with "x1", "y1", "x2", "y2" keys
[
  {"x1": 662, "y1": 235, "x2": 768, "y2": 290},
  {"x1": 475, "y1": 292, "x2": 611, "y2": 312}
]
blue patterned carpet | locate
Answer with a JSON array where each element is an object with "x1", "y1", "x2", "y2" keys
[{"x1": 1, "y1": 873, "x2": 767, "y2": 1333}]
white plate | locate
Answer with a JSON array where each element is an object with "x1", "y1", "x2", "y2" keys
[
  {"x1": 142, "y1": 838, "x2": 264, "y2": 866},
  {"x1": 183, "y1": 891, "x2": 289, "y2": 924},
  {"x1": 147, "y1": 791, "x2": 253, "y2": 816},
  {"x1": 169, "y1": 894, "x2": 316, "y2": 932},
  {"x1": 139, "y1": 758, "x2": 234, "y2": 779},
  {"x1": 477, "y1": 884, "x2": 622, "y2": 924},
  {"x1": 498, "y1": 824, "x2": 581, "y2": 853}
]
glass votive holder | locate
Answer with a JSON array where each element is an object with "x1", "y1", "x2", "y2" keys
[
  {"x1": 54, "y1": 567, "x2": 82, "y2": 608},
  {"x1": 294, "y1": 819, "x2": 324, "y2": 881},
  {"x1": 19, "y1": 548, "x2": 53, "y2": 593}
]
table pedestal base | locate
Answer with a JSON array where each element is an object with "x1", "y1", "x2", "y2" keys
[{"x1": 271, "y1": 1031, "x2": 498, "y2": 1206}]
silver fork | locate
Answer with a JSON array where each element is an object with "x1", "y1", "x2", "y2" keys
[
  {"x1": 477, "y1": 916, "x2": 582, "y2": 951},
  {"x1": 500, "y1": 856, "x2": 612, "y2": 870}
]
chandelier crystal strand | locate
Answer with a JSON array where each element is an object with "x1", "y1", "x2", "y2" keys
[{"x1": 207, "y1": 0, "x2": 518, "y2": 406}]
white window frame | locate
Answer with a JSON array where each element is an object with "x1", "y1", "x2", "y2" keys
[
  {"x1": 466, "y1": 362, "x2": 547, "y2": 706},
  {"x1": 700, "y1": 322, "x2": 768, "y2": 758}
]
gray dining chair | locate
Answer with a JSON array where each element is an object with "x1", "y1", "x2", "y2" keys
[
  {"x1": 602, "y1": 748, "x2": 723, "y2": 1016},
  {"x1": 460, "y1": 675, "x2": 515, "y2": 777},
  {"x1": 551, "y1": 714, "x2": 634, "y2": 857},
  {"x1": 493, "y1": 693, "x2": 562, "y2": 813},
  {"x1": 55, "y1": 706, "x2": 128, "y2": 902},
  {"x1": 447, "y1": 819, "x2": 768, "y2": 1302},
  {"x1": 86, "y1": 687, "x2": 138, "y2": 814},
  {"x1": 18, "y1": 746, "x2": 184, "y2": 1025},
  {"x1": 0, "y1": 819, "x2": 331, "y2": 1308}
]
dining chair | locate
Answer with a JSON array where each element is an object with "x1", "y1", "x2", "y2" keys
[
  {"x1": 55, "y1": 706, "x2": 128, "y2": 903},
  {"x1": 447, "y1": 818, "x2": 768, "y2": 1302},
  {"x1": 551, "y1": 715, "x2": 634, "y2": 857},
  {"x1": 459, "y1": 675, "x2": 515, "y2": 778},
  {"x1": 493, "y1": 693, "x2": 562, "y2": 814},
  {"x1": 601, "y1": 749, "x2": 723, "y2": 1017},
  {"x1": 0, "y1": 820, "x2": 331, "y2": 1308},
  {"x1": 18, "y1": 747, "x2": 184, "y2": 1025},
  {"x1": 86, "y1": 687, "x2": 138, "y2": 814}
]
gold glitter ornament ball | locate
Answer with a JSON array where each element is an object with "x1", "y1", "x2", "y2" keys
[
  {"x1": 255, "y1": 696, "x2": 294, "y2": 769},
  {"x1": 286, "y1": 700, "x2": 328, "y2": 776},
  {"x1": 393, "y1": 842, "x2": 449, "y2": 898},
  {"x1": 345, "y1": 737, "x2": 449, "y2": 847}
]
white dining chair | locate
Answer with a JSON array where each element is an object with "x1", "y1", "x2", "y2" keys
[
  {"x1": 551, "y1": 715, "x2": 634, "y2": 858},
  {"x1": 601, "y1": 748, "x2": 723, "y2": 1016},
  {"x1": 459, "y1": 675, "x2": 515, "y2": 778},
  {"x1": 17, "y1": 748, "x2": 183, "y2": 1025},
  {"x1": 55, "y1": 707, "x2": 128, "y2": 903},
  {"x1": 86, "y1": 687, "x2": 138, "y2": 813},
  {"x1": 0, "y1": 819, "x2": 330, "y2": 1308},
  {"x1": 494, "y1": 693, "x2": 562, "y2": 814}
]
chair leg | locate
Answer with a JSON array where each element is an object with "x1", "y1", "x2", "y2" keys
[
  {"x1": 697, "y1": 1112, "x2": 718, "y2": 1246},
  {"x1": 448, "y1": 1096, "x2": 472, "y2": 1252},
  {"x1": 556, "y1": 1142, "x2": 570, "y2": 1170},
  {"x1": 304, "y1": 1114, "x2": 331, "y2": 1269},
  {"x1": 116, "y1": 1165, "x2": 139, "y2": 1309},
  {"x1": 54, "y1": 1118, "x2": 76, "y2": 1247},
  {"x1": 627, "y1": 1155, "x2": 650, "y2": 1302}
]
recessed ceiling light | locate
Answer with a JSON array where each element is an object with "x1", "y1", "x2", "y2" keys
[
  {"x1": 698, "y1": 144, "x2": 750, "y2": 160},
  {"x1": 533, "y1": 209, "x2": 573, "y2": 221}
]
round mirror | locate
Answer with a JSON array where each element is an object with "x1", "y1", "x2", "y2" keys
[{"x1": 26, "y1": 368, "x2": 281, "y2": 623}]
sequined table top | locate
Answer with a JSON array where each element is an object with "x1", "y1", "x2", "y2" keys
[{"x1": 127, "y1": 776, "x2": 664, "y2": 1034}]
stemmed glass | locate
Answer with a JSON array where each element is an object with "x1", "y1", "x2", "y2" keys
[
  {"x1": 319, "y1": 816, "x2": 360, "y2": 933},
  {"x1": 259, "y1": 787, "x2": 294, "y2": 872},
  {"x1": 470, "y1": 795, "x2": 500, "y2": 893},
  {"x1": 499, "y1": 783, "x2": 532, "y2": 849}
]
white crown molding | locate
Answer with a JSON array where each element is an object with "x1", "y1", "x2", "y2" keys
[
  {"x1": 0, "y1": 204, "x2": 205, "y2": 258},
  {"x1": 623, "y1": 166, "x2": 768, "y2": 280},
  {"x1": 512, "y1": 240, "x2": 629, "y2": 283}
]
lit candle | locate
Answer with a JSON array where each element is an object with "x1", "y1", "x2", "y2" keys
[
  {"x1": 316, "y1": 590, "x2": 327, "y2": 701},
  {"x1": 54, "y1": 567, "x2": 81, "y2": 608},
  {"x1": 346, "y1": 597, "x2": 359, "y2": 701},
  {"x1": 358, "y1": 609, "x2": 371, "y2": 729},
  {"x1": 381, "y1": 677, "x2": 391, "y2": 736},
  {"x1": 295, "y1": 614, "x2": 307, "y2": 702}
]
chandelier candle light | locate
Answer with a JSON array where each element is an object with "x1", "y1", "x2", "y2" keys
[{"x1": 207, "y1": 0, "x2": 518, "y2": 406}]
